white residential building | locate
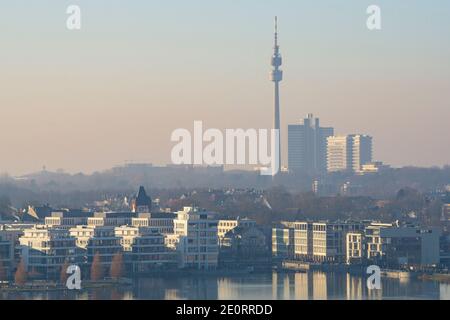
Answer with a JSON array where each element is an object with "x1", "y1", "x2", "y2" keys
[
  {"x1": 45, "y1": 211, "x2": 89, "y2": 229},
  {"x1": 293, "y1": 222, "x2": 312, "y2": 260},
  {"x1": 87, "y1": 212, "x2": 133, "y2": 227},
  {"x1": 345, "y1": 223, "x2": 441, "y2": 267},
  {"x1": 115, "y1": 226, "x2": 176, "y2": 272},
  {"x1": 69, "y1": 225, "x2": 122, "y2": 266},
  {"x1": 19, "y1": 225, "x2": 80, "y2": 276},
  {"x1": 173, "y1": 206, "x2": 218, "y2": 270},
  {"x1": 0, "y1": 225, "x2": 23, "y2": 277},
  {"x1": 346, "y1": 232, "x2": 364, "y2": 264},
  {"x1": 364, "y1": 222, "x2": 393, "y2": 261},
  {"x1": 272, "y1": 222, "x2": 295, "y2": 259},
  {"x1": 131, "y1": 212, "x2": 175, "y2": 234},
  {"x1": 311, "y1": 221, "x2": 364, "y2": 262}
]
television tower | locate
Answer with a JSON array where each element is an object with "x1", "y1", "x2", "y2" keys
[{"x1": 270, "y1": 16, "x2": 283, "y2": 172}]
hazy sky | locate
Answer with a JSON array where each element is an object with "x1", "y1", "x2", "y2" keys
[{"x1": 1, "y1": 0, "x2": 449, "y2": 175}]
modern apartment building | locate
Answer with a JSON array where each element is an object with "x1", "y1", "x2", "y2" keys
[
  {"x1": 0, "y1": 230, "x2": 13, "y2": 278},
  {"x1": 272, "y1": 222, "x2": 295, "y2": 259},
  {"x1": 0, "y1": 225, "x2": 26, "y2": 277},
  {"x1": 364, "y1": 222, "x2": 393, "y2": 261},
  {"x1": 346, "y1": 232, "x2": 364, "y2": 264},
  {"x1": 288, "y1": 114, "x2": 334, "y2": 174},
  {"x1": 48, "y1": 210, "x2": 175, "y2": 235},
  {"x1": 310, "y1": 221, "x2": 364, "y2": 262},
  {"x1": 293, "y1": 222, "x2": 313, "y2": 260},
  {"x1": 273, "y1": 221, "x2": 364, "y2": 262},
  {"x1": 131, "y1": 212, "x2": 175, "y2": 234},
  {"x1": 0, "y1": 236, "x2": 10, "y2": 270},
  {"x1": 87, "y1": 212, "x2": 134, "y2": 227},
  {"x1": 173, "y1": 206, "x2": 219, "y2": 270},
  {"x1": 345, "y1": 223, "x2": 441, "y2": 267},
  {"x1": 164, "y1": 234, "x2": 180, "y2": 251},
  {"x1": 380, "y1": 226, "x2": 441, "y2": 267},
  {"x1": 115, "y1": 226, "x2": 177, "y2": 272},
  {"x1": 18, "y1": 225, "x2": 80, "y2": 276},
  {"x1": 45, "y1": 211, "x2": 90, "y2": 229},
  {"x1": 69, "y1": 225, "x2": 122, "y2": 266}
]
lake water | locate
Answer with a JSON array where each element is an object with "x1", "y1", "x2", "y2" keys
[{"x1": 2, "y1": 271, "x2": 450, "y2": 300}]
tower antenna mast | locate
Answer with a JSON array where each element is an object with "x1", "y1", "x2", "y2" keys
[{"x1": 270, "y1": 16, "x2": 283, "y2": 173}]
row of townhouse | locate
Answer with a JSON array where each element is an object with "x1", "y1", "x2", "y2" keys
[
  {"x1": 273, "y1": 221, "x2": 364, "y2": 263},
  {"x1": 273, "y1": 220, "x2": 442, "y2": 268}
]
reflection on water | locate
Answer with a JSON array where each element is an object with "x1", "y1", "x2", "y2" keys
[{"x1": 1, "y1": 271, "x2": 449, "y2": 300}]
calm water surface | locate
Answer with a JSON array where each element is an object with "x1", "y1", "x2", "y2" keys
[{"x1": 2, "y1": 271, "x2": 450, "y2": 300}]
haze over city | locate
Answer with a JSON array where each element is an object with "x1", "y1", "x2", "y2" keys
[{"x1": 1, "y1": 0, "x2": 449, "y2": 175}]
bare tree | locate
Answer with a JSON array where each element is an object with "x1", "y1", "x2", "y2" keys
[
  {"x1": 15, "y1": 258, "x2": 28, "y2": 286},
  {"x1": 90, "y1": 253, "x2": 103, "y2": 281},
  {"x1": 110, "y1": 252, "x2": 124, "y2": 279}
]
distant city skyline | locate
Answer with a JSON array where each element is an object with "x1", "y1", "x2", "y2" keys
[{"x1": 1, "y1": 1, "x2": 449, "y2": 175}]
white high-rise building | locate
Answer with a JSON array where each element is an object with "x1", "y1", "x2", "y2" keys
[
  {"x1": 326, "y1": 136, "x2": 350, "y2": 172},
  {"x1": 327, "y1": 134, "x2": 372, "y2": 173},
  {"x1": 173, "y1": 206, "x2": 218, "y2": 270}
]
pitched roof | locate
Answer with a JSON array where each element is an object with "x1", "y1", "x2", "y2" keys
[{"x1": 135, "y1": 186, "x2": 152, "y2": 207}]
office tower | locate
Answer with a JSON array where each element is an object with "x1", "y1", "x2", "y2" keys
[
  {"x1": 288, "y1": 114, "x2": 334, "y2": 174},
  {"x1": 351, "y1": 134, "x2": 372, "y2": 172},
  {"x1": 270, "y1": 16, "x2": 283, "y2": 171},
  {"x1": 327, "y1": 134, "x2": 373, "y2": 173},
  {"x1": 326, "y1": 136, "x2": 349, "y2": 172}
]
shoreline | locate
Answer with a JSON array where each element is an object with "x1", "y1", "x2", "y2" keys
[{"x1": 3, "y1": 267, "x2": 450, "y2": 293}]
